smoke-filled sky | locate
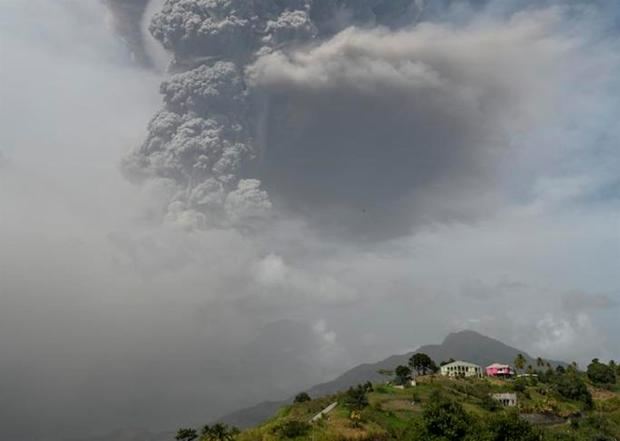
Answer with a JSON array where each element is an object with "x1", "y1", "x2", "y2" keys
[{"x1": 1, "y1": 0, "x2": 619, "y2": 439}]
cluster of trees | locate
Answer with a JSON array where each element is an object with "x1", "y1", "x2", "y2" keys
[
  {"x1": 587, "y1": 359, "x2": 617, "y2": 386},
  {"x1": 510, "y1": 356, "x2": 619, "y2": 407},
  {"x1": 175, "y1": 424, "x2": 240, "y2": 441},
  {"x1": 402, "y1": 392, "x2": 540, "y2": 441},
  {"x1": 394, "y1": 353, "x2": 438, "y2": 385},
  {"x1": 510, "y1": 362, "x2": 594, "y2": 409}
]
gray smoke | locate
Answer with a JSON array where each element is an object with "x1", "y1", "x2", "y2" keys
[
  {"x1": 123, "y1": 0, "x2": 596, "y2": 239},
  {"x1": 122, "y1": 0, "x2": 437, "y2": 236},
  {"x1": 2, "y1": 1, "x2": 619, "y2": 440}
]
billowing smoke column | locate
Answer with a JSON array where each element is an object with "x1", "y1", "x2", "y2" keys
[
  {"x1": 124, "y1": 0, "x2": 597, "y2": 239},
  {"x1": 122, "y1": 0, "x2": 422, "y2": 230}
]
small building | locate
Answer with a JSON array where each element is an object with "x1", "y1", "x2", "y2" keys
[
  {"x1": 486, "y1": 363, "x2": 515, "y2": 378},
  {"x1": 491, "y1": 393, "x2": 518, "y2": 407},
  {"x1": 440, "y1": 360, "x2": 483, "y2": 378}
]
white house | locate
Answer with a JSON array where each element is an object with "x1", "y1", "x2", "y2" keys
[
  {"x1": 440, "y1": 360, "x2": 483, "y2": 378},
  {"x1": 491, "y1": 393, "x2": 518, "y2": 407}
]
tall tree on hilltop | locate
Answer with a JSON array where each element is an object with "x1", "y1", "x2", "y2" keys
[
  {"x1": 514, "y1": 354, "x2": 527, "y2": 373},
  {"x1": 536, "y1": 357, "x2": 544, "y2": 368},
  {"x1": 410, "y1": 353, "x2": 436, "y2": 375}
]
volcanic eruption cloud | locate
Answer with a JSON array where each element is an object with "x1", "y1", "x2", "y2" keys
[
  {"x1": 1, "y1": 1, "x2": 619, "y2": 438},
  {"x1": 124, "y1": 0, "x2": 596, "y2": 239}
]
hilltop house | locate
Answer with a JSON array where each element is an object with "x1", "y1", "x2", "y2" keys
[
  {"x1": 440, "y1": 360, "x2": 483, "y2": 378},
  {"x1": 485, "y1": 363, "x2": 515, "y2": 378}
]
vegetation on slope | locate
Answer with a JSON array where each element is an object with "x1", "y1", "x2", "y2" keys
[{"x1": 179, "y1": 357, "x2": 620, "y2": 441}]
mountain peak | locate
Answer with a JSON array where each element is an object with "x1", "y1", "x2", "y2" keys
[
  {"x1": 442, "y1": 330, "x2": 504, "y2": 346},
  {"x1": 220, "y1": 330, "x2": 563, "y2": 428}
]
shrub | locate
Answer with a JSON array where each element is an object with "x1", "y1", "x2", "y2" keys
[
  {"x1": 343, "y1": 385, "x2": 369, "y2": 410},
  {"x1": 420, "y1": 393, "x2": 472, "y2": 441},
  {"x1": 553, "y1": 374, "x2": 593, "y2": 408},
  {"x1": 273, "y1": 420, "x2": 311, "y2": 438},
  {"x1": 513, "y1": 378, "x2": 527, "y2": 393},
  {"x1": 375, "y1": 385, "x2": 388, "y2": 394},
  {"x1": 587, "y1": 359, "x2": 617, "y2": 385},
  {"x1": 294, "y1": 392, "x2": 311, "y2": 403},
  {"x1": 480, "y1": 394, "x2": 500, "y2": 412},
  {"x1": 484, "y1": 412, "x2": 540, "y2": 441}
]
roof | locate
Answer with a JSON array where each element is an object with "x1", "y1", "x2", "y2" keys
[
  {"x1": 441, "y1": 360, "x2": 481, "y2": 369},
  {"x1": 492, "y1": 393, "x2": 517, "y2": 400},
  {"x1": 486, "y1": 363, "x2": 512, "y2": 369}
]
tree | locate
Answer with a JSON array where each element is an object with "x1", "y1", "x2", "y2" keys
[
  {"x1": 536, "y1": 357, "x2": 545, "y2": 368},
  {"x1": 201, "y1": 425, "x2": 211, "y2": 438},
  {"x1": 514, "y1": 354, "x2": 526, "y2": 373},
  {"x1": 294, "y1": 392, "x2": 311, "y2": 403},
  {"x1": 587, "y1": 359, "x2": 616, "y2": 385},
  {"x1": 513, "y1": 377, "x2": 527, "y2": 393},
  {"x1": 395, "y1": 365, "x2": 413, "y2": 385},
  {"x1": 553, "y1": 373, "x2": 593, "y2": 408},
  {"x1": 420, "y1": 393, "x2": 472, "y2": 441},
  {"x1": 484, "y1": 412, "x2": 539, "y2": 441},
  {"x1": 200, "y1": 423, "x2": 238, "y2": 441},
  {"x1": 344, "y1": 385, "x2": 369, "y2": 410},
  {"x1": 176, "y1": 429, "x2": 198, "y2": 441},
  {"x1": 410, "y1": 353, "x2": 437, "y2": 375}
]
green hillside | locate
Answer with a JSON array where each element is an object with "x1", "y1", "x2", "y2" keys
[
  {"x1": 220, "y1": 331, "x2": 566, "y2": 428},
  {"x1": 182, "y1": 361, "x2": 620, "y2": 441}
]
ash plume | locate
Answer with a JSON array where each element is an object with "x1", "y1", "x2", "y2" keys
[
  {"x1": 124, "y1": 0, "x2": 601, "y2": 239},
  {"x1": 3, "y1": 1, "x2": 620, "y2": 440},
  {"x1": 122, "y1": 0, "x2": 426, "y2": 233}
]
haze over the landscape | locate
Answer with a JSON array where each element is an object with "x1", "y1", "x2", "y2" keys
[{"x1": 0, "y1": 0, "x2": 619, "y2": 440}]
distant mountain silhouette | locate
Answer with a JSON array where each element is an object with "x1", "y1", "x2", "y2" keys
[{"x1": 220, "y1": 330, "x2": 564, "y2": 428}]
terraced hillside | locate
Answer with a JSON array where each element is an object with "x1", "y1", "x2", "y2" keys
[{"x1": 191, "y1": 369, "x2": 620, "y2": 441}]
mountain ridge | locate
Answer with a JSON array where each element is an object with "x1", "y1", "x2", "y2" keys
[{"x1": 220, "y1": 330, "x2": 564, "y2": 428}]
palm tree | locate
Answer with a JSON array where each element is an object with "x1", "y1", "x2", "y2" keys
[
  {"x1": 536, "y1": 357, "x2": 544, "y2": 368},
  {"x1": 514, "y1": 354, "x2": 527, "y2": 374}
]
